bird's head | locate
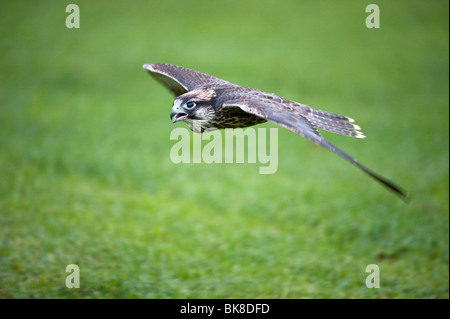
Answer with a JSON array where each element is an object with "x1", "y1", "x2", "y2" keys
[{"x1": 170, "y1": 87, "x2": 217, "y2": 131}]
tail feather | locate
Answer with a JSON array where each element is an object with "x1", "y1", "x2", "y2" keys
[{"x1": 309, "y1": 108, "x2": 365, "y2": 138}]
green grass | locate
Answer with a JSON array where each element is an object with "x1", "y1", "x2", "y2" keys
[{"x1": 0, "y1": 0, "x2": 448, "y2": 298}]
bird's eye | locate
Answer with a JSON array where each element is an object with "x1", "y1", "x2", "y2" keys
[{"x1": 185, "y1": 101, "x2": 196, "y2": 109}]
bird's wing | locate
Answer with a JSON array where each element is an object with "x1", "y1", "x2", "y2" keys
[
  {"x1": 220, "y1": 91, "x2": 408, "y2": 200},
  {"x1": 143, "y1": 63, "x2": 235, "y2": 96}
]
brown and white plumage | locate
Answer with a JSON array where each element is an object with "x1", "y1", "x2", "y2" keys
[{"x1": 143, "y1": 63, "x2": 408, "y2": 200}]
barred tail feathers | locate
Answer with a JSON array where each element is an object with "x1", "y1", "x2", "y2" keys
[{"x1": 308, "y1": 108, "x2": 366, "y2": 139}]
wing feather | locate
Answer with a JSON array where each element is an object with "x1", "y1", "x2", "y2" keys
[
  {"x1": 143, "y1": 63, "x2": 234, "y2": 96},
  {"x1": 221, "y1": 93, "x2": 408, "y2": 200}
]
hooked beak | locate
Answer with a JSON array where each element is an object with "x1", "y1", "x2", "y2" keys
[{"x1": 170, "y1": 108, "x2": 188, "y2": 123}]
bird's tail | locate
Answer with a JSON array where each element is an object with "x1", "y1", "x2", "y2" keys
[{"x1": 308, "y1": 108, "x2": 366, "y2": 139}]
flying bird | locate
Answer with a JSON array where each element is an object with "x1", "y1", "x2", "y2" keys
[{"x1": 143, "y1": 63, "x2": 408, "y2": 200}]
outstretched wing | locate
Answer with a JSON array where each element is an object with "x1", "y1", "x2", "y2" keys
[
  {"x1": 220, "y1": 90, "x2": 408, "y2": 200},
  {"x1": 143, "y1": 63, "x2": 235, "y2": 96}
]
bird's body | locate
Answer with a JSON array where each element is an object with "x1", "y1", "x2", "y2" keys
[{"x1": 143, "y1": 63, "x2": 407, "y2": 200}]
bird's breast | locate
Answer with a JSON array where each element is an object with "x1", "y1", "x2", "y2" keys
[{"x1": 205, "y1": 107, "x2": 267, "y2": 129}]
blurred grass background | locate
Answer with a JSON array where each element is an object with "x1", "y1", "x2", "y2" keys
[{"x1": 0, "y1": 0, "x2": 448, "y2": 298}]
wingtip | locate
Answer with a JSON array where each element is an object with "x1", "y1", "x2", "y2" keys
[
  {"x1": 402, "y1": 194, "x2": 411, "y2": 204},
  {"x1": 143, "y1": 63, "x2": 152, "y2": 70},
  {"x1": 393, "y1": 187, "x2": 410, "y2": 203}
]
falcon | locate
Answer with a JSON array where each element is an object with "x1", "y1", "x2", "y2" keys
[{"x1": 143, "y1": 63, "x2": 408, "y2": 200}]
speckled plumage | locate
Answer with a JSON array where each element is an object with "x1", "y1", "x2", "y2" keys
[{"x1": 143, "y1": 63, "x2": 407, "y2": 200}]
